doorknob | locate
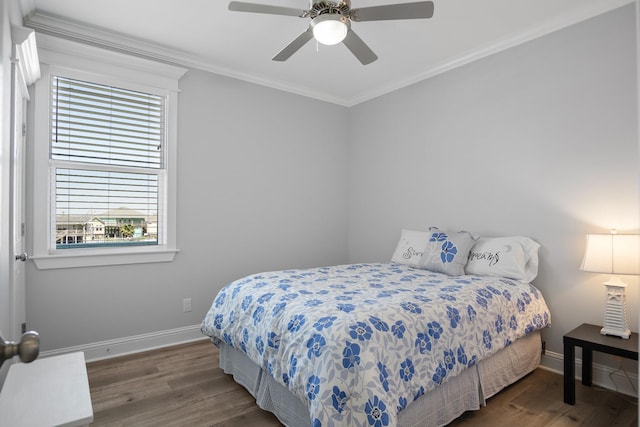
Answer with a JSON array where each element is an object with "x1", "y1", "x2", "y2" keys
[
  {"x1": 15, "y1": 253, "x2": 28, "y2": 262},
  {"x1": 0, "y1": 331, "x2": 39, "y2": 368}
]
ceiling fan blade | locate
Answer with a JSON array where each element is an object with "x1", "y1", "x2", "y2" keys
[
  {"x1": 228, "y1": 1, "x2": 305, "y2": 17},
  {"x1": 272, "y1": 28, "x2": 314, "y2": 61},
  {"x1": 342, "y1": 29, "x2": 378, "y2": 65},
  {"x1": 350, "y1": 1, "x2": 434, "y2": 22}
]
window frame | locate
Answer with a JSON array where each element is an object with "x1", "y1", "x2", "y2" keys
[{"x1": 31, "y1": 36, "x2": 186, "y2": 269}]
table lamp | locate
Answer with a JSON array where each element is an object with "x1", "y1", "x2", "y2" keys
[{"x1": 580, "y1": 231, "x2": 640, "y2": 339}]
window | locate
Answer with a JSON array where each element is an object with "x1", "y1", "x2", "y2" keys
[
  {"x1": 52, "y1": 76, "x2": 163, "y2": 250},
  {"x1": 32, "y1": 38, "x2": 186, "y2": 269}
]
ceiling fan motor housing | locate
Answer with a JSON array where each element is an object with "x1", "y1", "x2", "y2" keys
[{"x1": 309, "y1": 0, "x2": 351, "y2": 18}]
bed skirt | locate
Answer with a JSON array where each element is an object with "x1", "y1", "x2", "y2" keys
[{"x1": 216, "y1": 330, "x2": 542, "y2": 427}]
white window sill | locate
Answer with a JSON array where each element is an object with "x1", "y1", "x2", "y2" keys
[{"x1": 31, "y1": 247, "x2": 179, "y2": 270}]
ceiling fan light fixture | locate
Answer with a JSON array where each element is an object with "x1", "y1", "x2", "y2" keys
[{"x1": 311, "y1": 14, "x2": 348, "y2": 45}]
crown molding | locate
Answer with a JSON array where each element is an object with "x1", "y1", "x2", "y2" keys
[
  {"x1": 24, "y1": 11, "x2": 194, "y2": 70},
  {"x1": 23, "y1": 0, "x2": 635, "y2": 107},
  {"x1": 348, "y1": 0, "x2": 635, "y2": 106},
  {"x1": 24, "y1": 10, "x2": 348, "y2": 105},
  {"x1": 35, "y1": 32, "x2": 187, "y2": 90},
  {"x1": 11, "y1": 25, "x2": 40, "y2": 86}
]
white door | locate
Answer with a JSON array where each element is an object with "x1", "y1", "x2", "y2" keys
[
  {"x1": 9, "y1": 26, "x2": 40, "y2": 344},
  {"x1": 10, "y1": 57, "x2": 28, "y2": 341}
]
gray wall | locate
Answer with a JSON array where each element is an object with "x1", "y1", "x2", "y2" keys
[
  {"x1": 22, "y1": 4, "x2": 638, "y2": 370},
  {"x1": 25, "y1": 69, "x2": 350, "y2": 351},
  {"x1": 347, "y1": 5, "x2": 639, "y2": 361}
]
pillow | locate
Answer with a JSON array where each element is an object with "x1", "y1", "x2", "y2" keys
[
  {"x1": 391, "y1": 229, "x2": 430, "y2": 267},
  {"x1": 416, "y1": 230, "x2": 476, "y2": 276},
  {"x1": 465, "y1": 236, "x2": 540, "y2": 282}
]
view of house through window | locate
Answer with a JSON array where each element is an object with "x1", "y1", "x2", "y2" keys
[{"x1": 51, "y1": 75, "x2": 165, "y2": 249}]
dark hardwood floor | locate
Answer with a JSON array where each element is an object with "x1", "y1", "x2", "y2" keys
[{"x1": 86, "y1": 339, "x2": 638, "y2": 426}]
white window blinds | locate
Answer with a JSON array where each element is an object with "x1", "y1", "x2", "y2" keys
[{"x1": 50, "y1": 76, "x2": 165, "y2": 249}]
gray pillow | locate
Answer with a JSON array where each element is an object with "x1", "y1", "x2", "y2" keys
[{"x1": 417, "y1": 230, "x2": 475, "y2": 276}]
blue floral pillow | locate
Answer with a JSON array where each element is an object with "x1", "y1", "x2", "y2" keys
[{"x1": 417, "y1": 230, "x2": 475, "y2": 275}]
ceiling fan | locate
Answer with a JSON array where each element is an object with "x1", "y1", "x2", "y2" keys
[{"x1": 228, "y1": 0, "x2": 435, "y2": 65}]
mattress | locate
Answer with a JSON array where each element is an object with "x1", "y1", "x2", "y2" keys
[{"x1": 201, "y1": 263, "x2": 550, "y2": 427}]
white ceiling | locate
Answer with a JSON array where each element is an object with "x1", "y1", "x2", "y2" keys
[{"x1": 20, "y1": 0, "x2": 633, "y2": 106}]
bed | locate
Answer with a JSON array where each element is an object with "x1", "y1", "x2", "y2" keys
[{"x1": 201, "y1": 231, "x2": 551, "y2": 427}]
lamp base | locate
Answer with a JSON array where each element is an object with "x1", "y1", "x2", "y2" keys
[
  {"x1": 601, "y1": 279, "x2": 631, "y2": 340},
  {"x1": 600, "y1": 326, "x2": 631, "y2": 339}
]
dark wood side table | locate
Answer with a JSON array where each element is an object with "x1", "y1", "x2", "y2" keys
[{"x1": 563, "y1": 323, "x2": 638, "y2": 405}]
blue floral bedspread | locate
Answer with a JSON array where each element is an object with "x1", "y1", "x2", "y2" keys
[{"x1": 201, "y1": 263, "x2": 550, "y2": 427}]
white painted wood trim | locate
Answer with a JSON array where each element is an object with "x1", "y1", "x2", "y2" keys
[
  {"x1": 23, "y1": 1, "x2": 634, "y2": 107},
  {"x1": 39, "y1": 324, "x2": 207, "y2": 363},
  {"x1": 35, "y1": 33, "x2": 187, "y2": 89},
  {"x1": 540, "y1": 350, "x2": 638, "y2": 398},
  {"x1": 11, "y1": 25, "x2": 40, "y2": 86},
  {"x1": 30, "y1": 43, "x2": 184, "y2": 269},
  {"x1": 347, "y1": 0, "x2": 635, "y2": 106},
  {"x1": 40, "y1": 326, "x2": 638, "y2": 400}
]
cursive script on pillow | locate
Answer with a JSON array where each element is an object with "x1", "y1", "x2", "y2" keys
[
  {"x1": 391, "y1": 229, "x2": 431, "y2": 267},
  {"x1": 468, "y1": 251, "x2": 500, "y2": 266},
  {"x1": 403, "y1": 247, "x2": 424, "y2": 260},
  {"x1": 465, "y1": 236, "x2": 540, "y2": 282}
]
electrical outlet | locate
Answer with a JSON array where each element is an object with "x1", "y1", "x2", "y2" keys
[{"x1": 183, "y1": 298, "x2": 192, "y2": 312}]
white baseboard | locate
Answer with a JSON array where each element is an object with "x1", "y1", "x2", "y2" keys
[
  {"x1": 40, "y1": 328, "x2": 638, "y2": 399},
  {"x1": 39, "y1": 324, "x2": 208, "y2": 363},
  {"x1": 540, "y1": 350, "x2": 638, "y2": 398}
]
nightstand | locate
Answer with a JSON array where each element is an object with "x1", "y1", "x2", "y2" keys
[{"x1": 563, "y1": 323, "x2": 638, "y2": 405}]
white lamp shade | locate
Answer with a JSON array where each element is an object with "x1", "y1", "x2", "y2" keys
[
  {"x1": 580, "y1": 233, "x2": 640, "y2": 275},
  {"x1": 312, "y1": 16, "x2": 348, "y2": 45}
]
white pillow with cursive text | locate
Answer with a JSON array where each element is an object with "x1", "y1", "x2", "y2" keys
[
  {"x1": 391, "y1": 229, "x2": 430, "y2": 267},
  {"x1": 465, "y1": 236, "x2": 540, "y2": 282}
]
